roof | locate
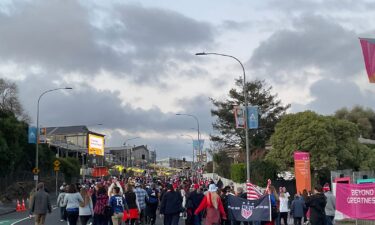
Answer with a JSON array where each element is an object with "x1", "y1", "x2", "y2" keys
[{"x1": 46, "y1": 125, "x2": 89, "y2": 135}]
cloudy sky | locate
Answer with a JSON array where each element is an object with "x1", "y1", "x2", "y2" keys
[{"x1": 1, "y1": 0, "x2": 375, "y2": 160}]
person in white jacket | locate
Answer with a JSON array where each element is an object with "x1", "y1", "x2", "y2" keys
[
  {"x1": 79, "y1": 187, "x2": 94, "y2": 225},
  {"x1": 279, "y1": 191, "x2": 290, "y2": 225},
  {"x1": 63, "y1": 184, "x2": 84, "y2": 225},
  {"x1": 56, "y1": 187, "x2": 67, "y2": 222}
]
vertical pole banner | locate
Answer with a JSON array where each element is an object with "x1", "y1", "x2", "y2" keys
[
  {"x1": 294, "y1": 151, "x2": 311, "y2": 194},
  {"x1": 234, "y1": 105, "x2": 246, "y2": 129},
  {"x1": 247, "y1": 106, "x2": 259, "y2": 129},
  {"x1": 336, "y1": 183, "x2": 375, "y2": 220},
  {"x1": 28, "y1": 126, "x2": 37, "y2": 144},
  {"x1": 359, "y1": 38, "x2": 375, "y2": 83}
]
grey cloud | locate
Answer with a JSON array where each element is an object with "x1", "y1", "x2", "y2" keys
[
  {"x1": 249, "y1": 14, "x2": 362, "y2": 82},
  {"x1": 0, "y1": 1, "x2": 216, "y2": 84},
  {"x1": 219, "y1": 20, "x2": 251, "y2": 31}
]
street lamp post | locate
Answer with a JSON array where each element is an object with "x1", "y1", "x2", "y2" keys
[
  {"x1": 123, "y1": 137, "x2": 140, "y2": 167},
  {"x1": 176, "y1": 113, "x2": 200, "y2": 166},
  {"x1": 35, "y1": 87, "x2": 72, "y2": 188},
  {"x1": 180, "y1": 134, "x2": 195, "y2": 167},
  {"x1": 196, "y1": 52, "x2": 251, "y2": 182}
]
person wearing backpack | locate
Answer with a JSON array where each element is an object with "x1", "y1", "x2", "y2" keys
[
  {"x1": 146, "y1": 184, "x2": 159, "y2": 225},
  {"x1": 110, "y1": 186, "x2": 129, "y2": 225},
  {"x1": 194, "y1": 184, "x2": 227, "y2": 225}
]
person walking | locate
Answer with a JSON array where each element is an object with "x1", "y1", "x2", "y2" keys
[
  {"x1": 94, "y1": 185, "x2": 109, "y2": 225},
  {"x1": 124, "y1": 183, "x2": 140, "y2": 225},
  {"x1": 134, "y1": 183, "x2": 148, "y2": 225},
  {"x1": 63, "y1": 184, "x2": 84, "y2": 225},
  {"x1": 79, "y1": 187, "x2": 94, "y2": 225},
  {"x1": 194, "y1": 184, "x2": 227, "y2": 225},
  {"x1": 187, "y1": 184, "x2": 205, "y2": 225},
  {"x1": 305, "y1": 185, "x2": 327, "y2": 225},
  {"x1": 110, "y1": 186, "x2": 129, "y2": 225},
  {"x1": 146, "y1": 184, "x2": 159, "y2": 225},
  {"x1": 278, "y1": 191, "x2": 289, "y2": 225},
  {"x1": 56, "y1": 186, "x2": 67, "y2": 222},
  {"x1": 323, "y1": 183, "x2": 335, "y2": 225},
  {"x1": 30, "y1": 182, "x2": 52, "y2": 225},
  {"x1": 160, "y1": 183, "x2": 183, "y2": 225},
  {"x1": 265, "y1": 186, "x2": 279, "y2": 225},
  {"x1": 290, "y1": 194, "x2": 305, "y2": 225}
]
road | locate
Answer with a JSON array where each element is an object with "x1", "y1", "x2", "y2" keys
[{"x1": 0, "y1": 206, "x2": 166, "y2": 225}]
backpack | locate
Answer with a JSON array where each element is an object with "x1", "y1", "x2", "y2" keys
[{"x1": 147, "y1": 190, "x2": 158, "y2": 204}]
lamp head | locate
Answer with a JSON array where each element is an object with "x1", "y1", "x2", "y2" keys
[
  {"x1": 195, "y1": 52, "x2": 206, "y2": 56},
  {"x1": 65, "y1": 87, "x2": 73, "y2": 90}
]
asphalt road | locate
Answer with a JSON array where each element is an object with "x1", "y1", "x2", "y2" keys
[{"x1": 0, "y1": 206, "x2": 167, "y2": 225}]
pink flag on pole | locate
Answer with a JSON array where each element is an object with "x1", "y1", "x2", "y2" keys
[
  {"x1": 336, "y1": 183, "x2": 375, "y2": 220},
  {"x1": 359, "y1": 38, "x2": 375, "y2": 83}
]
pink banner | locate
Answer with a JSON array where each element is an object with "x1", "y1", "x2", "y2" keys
[
  {"x1": 336, "y1": 183, "x2": 375, "y2": 220},
  {"x1": 360, "y1": 38, "x2": 375, "y2": 83}
]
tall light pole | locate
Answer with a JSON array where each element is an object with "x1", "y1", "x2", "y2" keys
[
  {"x1": 180, "y1": 134, "x2": 195, "y2": 167},
  {"x1": 196, "y1": 52, "x2": 251, "y2": 182},
  {"x1": 35, "y1": 87, "x2": 72, "y2": 188},
  {"x1": 123, "y1": 137, "x2": 140, "y2": 167},
  {"x1": 176, "y1": 113, "x2": 200, "y2": 166}
]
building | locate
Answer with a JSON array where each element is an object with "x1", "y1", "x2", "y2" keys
[
  {"x1": 106, "y1": 145, "x2": 156, "y2": 168},
  {"x1": 157, "y1": 157, "x2": 192, "y2": 169}
]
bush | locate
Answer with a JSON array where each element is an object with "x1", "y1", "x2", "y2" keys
[{"x1": 231, "y1": 163, "x2": 246, "y2": 183}]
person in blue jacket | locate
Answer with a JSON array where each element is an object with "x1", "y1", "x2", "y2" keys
[
  {"x1": 290, "y1": 194, "x2": 306, "y2": 225},
  {"x1": 110, "y1": 186, "x2": 129, "y2": 225}
]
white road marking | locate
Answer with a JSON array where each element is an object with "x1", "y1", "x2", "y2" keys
[{"x1": 10, "y1": 206, "x2": 58, "y2": 225}]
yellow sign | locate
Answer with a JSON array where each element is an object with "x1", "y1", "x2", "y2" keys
[
  {"x1": 88, "y1": 134, "x2": 105, "y2": 156},
  {"x1": 53, "y1": 160, "x2": 61, "y2": 167},
  {"x1": 32, "y1": 168, "x2": 40, "y2": 174},
  {"x1": 54, "y1": 166, "x2": 60, "y2": 171}
]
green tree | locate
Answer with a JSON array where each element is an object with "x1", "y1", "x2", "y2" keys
[
  {"x1": 231, "y1": 163, "x2": 246, "y2": 183},
  {"x1": 210, "y1": 79, "x2": 290, "y2": 157},
  {"x1": 267, "y1": 111, "x2": 370, "y2": 180},
  {"x1": 212, "y1": 151, "x2": 231, "y2": 178},
  {"x1": 60, "y1": 157, "x2": 81, "y2": 183},
  {"x1": 335, "y1": 106, "x2": 375, "y2": 139}
]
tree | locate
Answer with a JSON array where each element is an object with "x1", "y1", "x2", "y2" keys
[
  {"x1": 210, "y1": 79, "x2": 290, "y2": 154},
  {"x1": 212, "y1": 151, "x2": 231, "y2": 178},
  {"x1": 267, "y1": 111, "x2": 373, "y2": 181},
  {"x1": 60, "y1": 157, "x2": 81, "y2": 183},
  {"x1": 0, "y1": 78, "x2": 27, "y2": 121},
  {"x1": 335, "y1": 106, "x2": 375, "y2": 139}
]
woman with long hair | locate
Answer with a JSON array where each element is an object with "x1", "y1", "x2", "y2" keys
[
  {"x1": 264, "y1": 186, "x2": 279, "y2": 225},
  {"x1": 194, "y1": 184, "x2": 227, "y2": 225},
  {"x1": 79, "y1": 187, "x2": 94, "y2": 225},
  {"x1": 63, "y1": 184, "x2": 84, "y2": 225},
  {"x1": 123, "y1": 183, "x2": 139, "y2": 225},
  {"x1": 93, "y1": 185, "x2": 109, "y2": 225}
]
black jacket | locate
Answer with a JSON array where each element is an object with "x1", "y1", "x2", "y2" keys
[
  {"x1": 306, "y1": 193, "x2": 327, "y2": 225},
  {"x1": 160, "y1": 191, "x2": 183, "y2": 215},
  {"x1": 187, "y1": 190, "x2": 204, "y2": 211}
]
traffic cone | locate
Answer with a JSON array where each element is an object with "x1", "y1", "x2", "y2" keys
[
  {"x1": 21, "y1": 199, "x2": 26, "y2": 211},
  {"x1": 16, "y1": 200, "x2": 21, "y2": 212}
]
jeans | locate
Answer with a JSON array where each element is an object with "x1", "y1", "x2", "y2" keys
[
  {"x1": 66, "y1": 210, "x2": 79, "y2": 225},
  {"x1": 60, "y1": 207, "x2": 66, "y2": 220},
  {"x1": 194, "y1": 214, "x2": 202, "y2": 225},
  {"x1": 94, "y1": 214, "x2": 109, "y2": 225},
  {"x1": 326, "y1": 216, "x2": 334, "y2": 225},
  {"x1": 164, "y1": 213, "x2": 180, "y2": 225},
  {"x1": 294, "y1": 217, "x2": 302, "y2": 225},
  {"x1": 80, "y1": 215, "x2": 92, "y2": 225}
]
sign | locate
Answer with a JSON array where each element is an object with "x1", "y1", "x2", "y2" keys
[
  {"x1": 193, "y1": 140, "x2": 204, "y2": 152},
  {"x1": 32, "y1": 168, "x2": 40, "y2": 174},
  {"x1": 54, "y1": 166, "x2": 60, "y2": 171},
  {"x1": 247, "y1": 106, "x2": 259, "y2": 129},
  {"x1": 28, "y1": 126, "x2": 37, "y2": 144},
  {"x1": 227, "y1": 194, "x2": 271, "y2": 221},
  {"x1": 88, "y1": 134, "x2": 105, "y2": 156},
  {"x1": 234, "y1": 105, "x2": 246, "y2": 129},
  {"x1": 33, "y1": 175, "x2": 38, "y2": 181},
  {"x1": 336, "y1": 183, "x2": 375, "y2": 220},
  {"x1": 53, "y1": 160, "x2": 61, "y2": 167},
  {"x1": 294, "y1": 151, "x2": 311, "y2": 194},
  {"x1": 39, "y1": 127, "x2": 47, "y2": 143}
]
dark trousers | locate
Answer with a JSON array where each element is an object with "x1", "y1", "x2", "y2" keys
[
  {"x1": 67, "y1": 211, "x2": 79, "y2": 225},
  {"x1": 80, "y1": 215, "x2": 92, "y2": 225},
  {"x1": 60, "y1": 206, "x2": 66, "y2": 220},
  {"x1": 326, "y1": 216, "x2": 334, "y2": 225},
  {"x1": 294, "y1": 217, "x2": 302, "y2": 225},
  {"x1": 94, "y1": 214, "x2": 109, "y2": 225},
  {"x1": 164, "y1": 213, "x2": 180, "y2": 225},
  {"x1": 279, "y1": 212, "x2": 288, "y2": 225}
]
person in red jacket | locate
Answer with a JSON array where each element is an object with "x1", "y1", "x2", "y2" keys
[{"x1": 194, "y1": 184, "x2": 227, "y2": 225}]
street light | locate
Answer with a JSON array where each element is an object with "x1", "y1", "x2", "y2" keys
[
  {"x1": 123, "y1": 137, "x2": 140, "y2": 167},
  {"x1": 180, "y1": 134, "x2": 195, "y2": 167},
  {"x1": 35, "y1": 87, "x2": 72, "y2": 188},
  {"x1": 176, "y1": 113, "x2": 201, "y2": 169},
  {"x1": 196, "y1": 52, "x2": 251, "y2": 182}
]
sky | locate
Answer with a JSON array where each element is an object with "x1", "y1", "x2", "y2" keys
[{"x1": 1, "y1": 0, "x2": 375, "y2": 160}]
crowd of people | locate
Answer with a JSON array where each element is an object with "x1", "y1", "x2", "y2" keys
[{"x1": 29, "y1": 175, "x2": 336, "y2": 225}]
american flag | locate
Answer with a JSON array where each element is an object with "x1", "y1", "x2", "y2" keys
[{"x1": 246, "y1": 181, "x2": 263, "y2": 200}]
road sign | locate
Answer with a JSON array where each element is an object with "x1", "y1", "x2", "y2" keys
[
  {"x1": 32, "y1": 168, "x2": 40, "y2": 174},
  {"x1": 34, "y1": 175, "x2": 38, "y2": 181},
  {"x1": 53, "y1": 160, "x2": 61, "y2": 167},
  {"x1": 54, "y1": 166, "x2": 60, "y2": 171}
]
